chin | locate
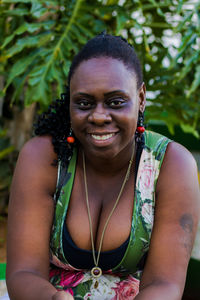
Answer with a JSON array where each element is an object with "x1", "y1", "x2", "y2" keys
[{"x1": 84, "y1": 144, "x2": 122, "y2": 160}]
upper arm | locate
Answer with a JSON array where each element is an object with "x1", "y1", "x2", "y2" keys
[
  {"x1": 7, "y1": 136, "x2": 58, "y2": 280},
  {"x1": 140, "y1": 142, "x2": 200, "y2": 292}
]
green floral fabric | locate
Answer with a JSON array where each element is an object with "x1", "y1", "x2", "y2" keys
[{"x1": 49, "y1": 131, "x2": 171, "y2": 299}]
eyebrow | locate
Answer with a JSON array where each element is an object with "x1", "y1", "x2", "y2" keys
[
  {"x1": 104, "y1": 90, "x2": 127, "y2": 96},
  {"x1": 72, "y1": 90, "x2": 128, "y2": 98},
  {"x1": 71, "y1": 92, "x2": 94, "y2": 99}
]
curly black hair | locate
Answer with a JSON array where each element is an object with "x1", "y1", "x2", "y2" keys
[{"x1": 34, "y1": 33, "x2": 144, "y2": 166}]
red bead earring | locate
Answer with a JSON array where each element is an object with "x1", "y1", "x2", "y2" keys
[
  {"x1": 136, "y1": 111, "x2": 145, "y2": 142},
  {"x1": 137, "y1": 111, "x2": 145, "y2": 132},
  {"x1": 137, "y1": 126, "x2": 145, "y2": 134},
  {"x1": 67, "y1": 128, "x2": 75, "y2": 144},
  {"x1": 67, "y1": 136, "x2": 75, "y2": 143}
]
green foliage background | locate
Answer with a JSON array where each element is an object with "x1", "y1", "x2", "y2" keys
[{"x1": 0, "y1": 0, "x2": 200, "y2": 211}]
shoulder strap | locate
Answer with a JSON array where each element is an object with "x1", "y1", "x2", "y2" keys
[{"x1": 54, "y1": 161, "x2": 69, "y2": 204}]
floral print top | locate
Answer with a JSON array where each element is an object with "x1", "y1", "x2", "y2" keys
[{"x1": 49, "y1": 130, "x2": 171, "y2": 299}]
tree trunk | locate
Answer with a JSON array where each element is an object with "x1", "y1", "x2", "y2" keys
[{"x1": 6, "y1": 103, "x2": 36, "y2": 151}]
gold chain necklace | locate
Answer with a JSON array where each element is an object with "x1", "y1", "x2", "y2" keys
[{"x1": 82, "y1": 146, "x2": 135, "y2": 279}]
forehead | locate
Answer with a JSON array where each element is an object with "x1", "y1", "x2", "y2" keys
[{"x1": 70, "y1": 57, "x2": 137, "y2": 94}]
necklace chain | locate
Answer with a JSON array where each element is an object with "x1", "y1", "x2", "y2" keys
[{"x1": 82, "y1": 146, "x2": 135, "y2": 277}]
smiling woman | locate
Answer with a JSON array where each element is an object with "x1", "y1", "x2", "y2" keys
[
  {"x1": 5, "y1": 33, "x2": 200, "y2": 300},
  {"x1": 69, "y1": 57, "x2": 145, "y2": 160}
]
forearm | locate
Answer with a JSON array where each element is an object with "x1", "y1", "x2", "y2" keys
[
  {"x1": 135, "y1": 282, "x2": 182, "y2": 300},
  {"x1": 7, "y1": 270, "x2": 57, "y2": 300}
]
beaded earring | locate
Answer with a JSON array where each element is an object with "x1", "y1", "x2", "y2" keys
[
  {"x1": 136, "y1": 111, "x2": 145, "y2": 143},
  {"x1": 67, "y1": 128, "x2": 75, "y2": 144}
]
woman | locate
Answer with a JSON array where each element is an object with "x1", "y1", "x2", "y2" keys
[{"x1": 6, "y1": 33, "x2": 200, "y2": 300}]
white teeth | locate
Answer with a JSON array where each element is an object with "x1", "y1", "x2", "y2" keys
[{"x1": 91, "y1": 133, "x2": 114, "y2": 141}]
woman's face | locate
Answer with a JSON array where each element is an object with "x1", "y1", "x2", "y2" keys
[{"x1": 70, "y1": 57, "x2": 146, "y2": 159}]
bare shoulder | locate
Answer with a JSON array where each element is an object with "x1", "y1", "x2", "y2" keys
[
  {"x1": 157, "y1": 141, "x2": 199, "y2": 195},
  {"x1": 20, "y1": 135, "x2": 57, "y2": 163},
  {"x1": 163, "y1": 140, "x2": 197, "y2": 171},
  {"x1": 12, "y1": 135, "x2": 58, "y2": 197}
]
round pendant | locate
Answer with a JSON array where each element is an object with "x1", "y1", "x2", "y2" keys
[{"x1": 91, "y1": 267, "x2": 102, "y2": 278}]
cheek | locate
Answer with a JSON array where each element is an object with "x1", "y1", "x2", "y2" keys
[
  {"x1": 126, "y1": 117, "x2": 138, "y2": 135},
  {"x1": 70, "y1": 111, "x2": 87, "y2": 133},
  {"x1": 114, "y1": 110, "x2": 137, "y2": 133}
]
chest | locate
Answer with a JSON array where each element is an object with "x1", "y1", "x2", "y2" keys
[{"x1": 66, "y1": 165, "x2": 135, "y2": 252}]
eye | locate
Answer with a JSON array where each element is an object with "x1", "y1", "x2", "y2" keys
[
  {"x1": 108, "y1": 98, "x2": 125, "y2": 108},
  {"x1": 77, "y1": 100, "x2": 92, "y2": 109}
]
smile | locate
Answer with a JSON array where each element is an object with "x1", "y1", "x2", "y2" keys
[{"x1": 91, "y1": 133, "x2": 115, "y2": 141}]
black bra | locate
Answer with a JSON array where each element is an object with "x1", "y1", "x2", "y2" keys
[{"x1": 62, "y1": 224, "x2": 130, "y2": 270}]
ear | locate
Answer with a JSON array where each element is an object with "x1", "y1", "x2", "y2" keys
[{"x1": 138, "y1": 82, "x2": 146, "y2": 112}]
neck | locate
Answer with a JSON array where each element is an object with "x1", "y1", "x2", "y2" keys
[{"x1": 80, "y1": 140, "x2": 136, "y2": 176}]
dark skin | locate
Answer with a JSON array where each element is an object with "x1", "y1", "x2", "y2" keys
[{"x1": 6, "y1": 57, "x2": 200, "y2": 300}]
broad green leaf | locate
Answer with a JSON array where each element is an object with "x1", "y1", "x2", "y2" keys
[
  {"x1": 1, "y1": 21, "x2": 54, "y2": 49},
  {"x1": 30, "y1": 2, "x2": 47, "y2": 18},
  {"x1": 62, "y1": 35, "x2": 78, "y2": 52},
  {"x1": 15, "y1": 22, "x2": 53, "y2": 34},
  {"x1": 4, "y1": 52, "x2": 38, "y2": 90},
  {"x1": 74, "y1": 22, "x2": 94, "y2": 38},
  {"x1": 3, "y1": 8, "x2": 29, "y2": 16},
  {"x1": 1, "y1": 34, "x2": 15, "y2": 49},
  {"x1": 70, "y1": 24, "x2": 88, "y2": 44},
  {"x1": 6, "y1": 33, "x2": 52, "y2": 57},
  {"x1": 25, "y1": 80, "x2": 50, "y2": 107},
  {"x1": 28, "y1": 66, "x2": 46, "y2": 86},
  {"x1": 11, "y1": 73, "x2": 28, "y2": 103}
]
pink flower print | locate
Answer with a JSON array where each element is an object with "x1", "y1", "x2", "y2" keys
[
  {"x1": 137, "y1": 150, "x2": 160, "y2": 201},
  {"x1": 139, "y1": 164, "x2": 155, "y2": 200},
  {"x1": 50, "y1": 267, "x2": 84, "y2": 296},
  {"x1": 50, "y1": 253, "x2": 80, "y2": 271},
  {"x1": 111, "y1": 275, "x2": 139, "y2": 300}
]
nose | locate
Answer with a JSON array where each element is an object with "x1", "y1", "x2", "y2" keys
[{"x1": 88, "y1": 105, "x2": 112, "y2": 126}]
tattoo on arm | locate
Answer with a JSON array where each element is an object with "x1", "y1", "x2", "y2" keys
[
  {"x1": 180, "y1": 213, "x2": 193, "y2": 233},
  {"x1": 179, "y1": 213, "x2": 194, "y2": 253}
]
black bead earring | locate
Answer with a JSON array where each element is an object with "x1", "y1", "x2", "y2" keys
[{"x1": 136, "y1": 111, "x2": 145, "y2": 143}]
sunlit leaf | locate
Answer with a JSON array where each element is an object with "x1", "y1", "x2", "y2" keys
[
  {"x1": 0, "y1": 146, "x2": 15, "y2": 160},
  {"x1": 187, "y1": 65, "x2": 200, "y2": 98},
  {"x1": 180, "y1": 123, "x2": 199, "y2": 139}
]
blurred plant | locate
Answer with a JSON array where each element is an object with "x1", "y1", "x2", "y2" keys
[
  {"x1": 0, "y1": 0, "x2": 200, "y2": 213},
  {"x1": 0, "y1": 128, "x2": 15, "y2": 214},
  {"x1": 0, "y1": 0, "x2": 199, "y2": 132}
]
